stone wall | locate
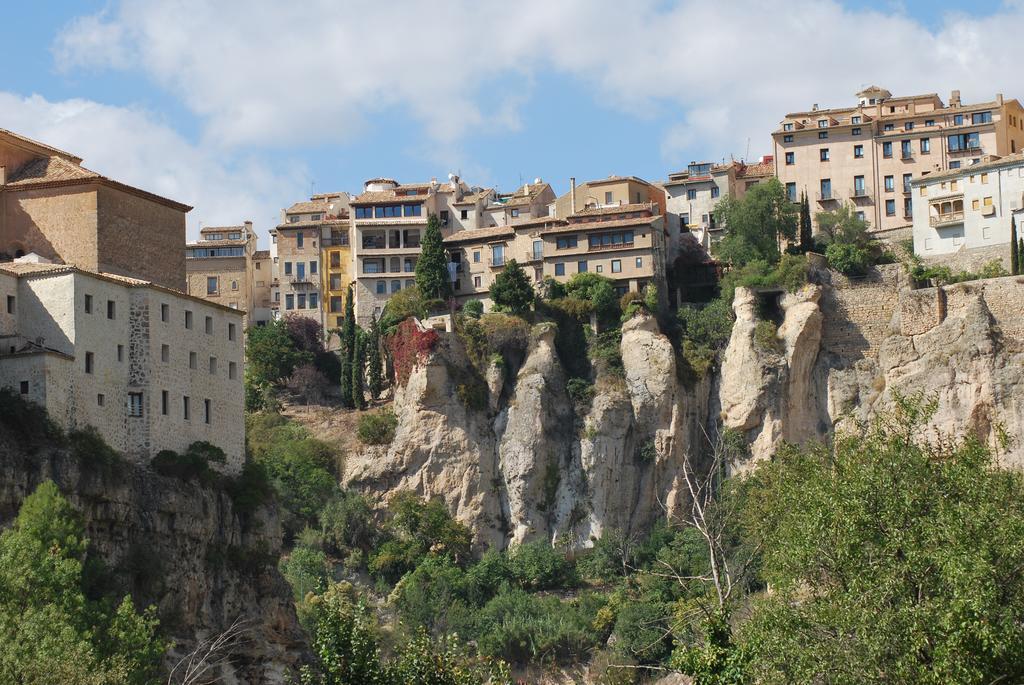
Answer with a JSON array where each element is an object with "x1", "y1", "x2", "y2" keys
[
  {"x1": 818, "y1": 263, "x2": 904, "y2": 363},
  {"x1": 894, "y1": 274, "x2": 1024, "y2": 344},
  {"x1": 97, "y1": 185, "x2": 187, "y2": 291},
  {"x1": 2, "y1": 185, "x2": 98, "y2": 266},
  {"x1": 918, "y1": 242, "x2": 1012, "y2": 274}
]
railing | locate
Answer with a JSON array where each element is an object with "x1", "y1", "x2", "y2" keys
[
  {"x1": 588, "y1": 240, "x2": 636, "y2": 252},
  {"x1": 850, "y1": 187, "x2": 870, "y2": 199},
  {"x1": 487, "y1": 258, "x2": 506, "y2": 268},
  {"x1": 521, "y1": 252, "x2": 542, "y2": 263},
  {"x1": 817, "y1": 190, "x2": 836, "y2": 202},
  {"x1": 929, "y1": 212, "x2": 964, "y2": 227},
  {"x1": 948, "y1": 144, "x2": 982, "y2": 154},
  {"x1": 901, "y1": 151, "x2": 913, "y2": 160}
]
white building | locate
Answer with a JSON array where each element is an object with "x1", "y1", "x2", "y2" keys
[
  {"x1": 911, "y1": 152, "x2": 1024, "y2": 270},
  {"x1": 0, "y1": 261, "x2": 245, "y2": 472}
]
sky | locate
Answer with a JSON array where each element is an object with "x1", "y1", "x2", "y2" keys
[{"x1": 2, "y1": 0, "x2": 1022, "y2": 244}]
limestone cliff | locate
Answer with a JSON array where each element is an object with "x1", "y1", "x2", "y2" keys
[{"x1": 0, "y1": 428, "x2": 306, "y2": 684}]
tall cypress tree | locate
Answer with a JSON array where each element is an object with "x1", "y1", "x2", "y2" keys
[
  {"x1": 799, "y1": 192, "x2": 814, "y2": 253},
  {"x1": 1018, "y1": 237, "x2": 1024, "y2": 275},
  {"x1": 415, "y1": 213, "x2": 452, "y2": 300},
  {"x1": 352, "y1": 330, "x2": 367, "y2": 410},
  {"x1": 367, "y1": 313, "x2": 383, "y2": 401},
  {"x1": 1013, "y1": 217, "x2": 1021, "y2": 275},
  {"x1": 339, "y1": 284, "x2": 356, "y2": 408}
]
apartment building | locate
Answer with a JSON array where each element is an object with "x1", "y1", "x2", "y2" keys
[
  {"x1": 322, "y1": 222, "x2": 352, "y2": 333},
  {"x1": 350, "y1": 176, "x2": 474, "y2": 325},
  {"x1": 272, "y1": 192, "x2": 350, "y2": 327},
  {"x1": 773, "y1": 87, "x2": 1024, "y2": 235},
  {"x1": 663, "y1": 158, "x2": 774, "y2": 250},
  {"x1": 251, "y1": 249, "x2": 273, "y2": 325},
  {"x1": 0, "y1": 128, "x2": 190, "y2": 290},
  {"x1": 551, "y1": 175, "x2": 666, "y2": 220},
  {"x1": 0, "y1": 261, "x2": 245, "y2": 472},
  {"x1": 185, "y1": 221, "x2": 264, "y2": 326},
  {"x1": 911, "y1": 152, "x2": 1024, "y2": 270},
  {"x1": 484, "y1": 180, "x2": 556, "y2": 226}
]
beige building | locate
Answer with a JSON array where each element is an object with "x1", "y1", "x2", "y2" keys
[
  {"x1": 551, "y1": 175, "x2": 667, "y2": 219},
  {"x1": 663, "y1": 158, "x2": 774, "y2": 250},
  {"x1": 251, "y1": 249, "x2": 273, "y2": 325},
  {"x1": 773, "y1": 87, "x2": 1024, "y2": 235},
  {"x1": 185, "y1": 221, "x2": 264, "y2": 326},
  {"x1": 0, "y1": 261, "x2": 245, "y2": 472},
  {"x1": 272, "y1": 193, "x2": 350, "y2": 327},
  {"x1": 911, "y1": 152, "x2": 1024, "y2": 270},
  {"x1": 0, "y1": 129, "x2": 190, "y2": 291}
]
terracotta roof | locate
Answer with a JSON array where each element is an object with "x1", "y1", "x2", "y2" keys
[
  {"x1": 6, "y1": 155, "x2": 100, "y2": 186},
  {"x1": 913, "y1": 152, "x2": 1024, "y2": 184},
  {"x1": 510, "y1": 214, "x2": 566, "y2": 228},
  {"x1": 200, "y1": 224, "x2": 248, "y2": 233},
  {"x1": 253, "y1": 250, "x2": 270, "y2": 259},
  {"x1": 351, "y1": 188, "x2": 432, "y2": 205},
  {"x1": 443, "y1": 226, "x2": 515, "y2": 244},
  {"x1": 0, "y1": 262, "x2": 76, "y2": 276},
  {"x1": 285, "y1": 200, "x2": 330, "y2": 214},
  {"x1": 0, "y1": 129, "x2": 82, "y2": 163},
  {"x1": 571, "y1": 203, "x2": 653, "y2": 218},
  {"x1": 276, "y1": 218, "x2": 349, "y2": 229},
  {"x1": 492, "y1": 182, "x2": 552, "y2": 208},
  {"x1": 541, "y1": 214, "x2": 658, "y2": 235},
  {"x1": 452, "y1": 189, "x2": 493, "y2": 206},
  {"x1": 186, "y1": 238, "x2": 248, "y2": 248},
  {"x1": 737, "y1": 161, "x2": 774, "y2": 178},
  {"x1": 584, "y1": 175, "x2": 655, "y2": 187}
]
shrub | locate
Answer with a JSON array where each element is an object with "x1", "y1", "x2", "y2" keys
[
  {"x1": 507, "y1": 540, "x2": 577, "y2": 591},
  {"x1": 490, "y1": 259, "x2": 535, "y2": 316},
  {"x1": 611, "y1": 600, "x2": 672, "y2": 663},
  {"x1": 589, "y1": 329, "x2": 624, "y2": 379},
  {"x1": 225, "y1": 460, "x2": 274, "y2": 517},
  {"x1": 280, "y1": 544, "x2": 330, "y2": 602},
  {"x1": 753, "y1": 320, "x2": 782, "y2": 354},
  {"x1": 462, "y1": 299, "x2": 483, "y2": 318},
  {"x1": 392, "y1": 557, "x2": 472, "y2": 636},
  {"x1": 68, "y1": 426, "x2": 122, "y2": 468},
  {"x1": 379, "y1": 284, "x2": 428, "y2": 333},
  {"x1": 150, "y1": 449, "x2": 218, "y2": 485},
  {"x1": 319, "y1": 490, "x2": 378, "y2": 554},
  {"x1": 368, "y1": 493, "x2": 472, "y2": 583},
  {"x1": 357, "y1": 408, "x2": 398, "y2": 445},
  {"x1": 825, "y1": 241, "x2": 870, "y2": 277},
  {"x1": 456, "y1": 382, "x2": 488, "y2": 411},
  {"x1": 567, "y1": 378, "x2": 595, "y2": 409},
  {"x1": 387, "y1": 319, "x2": 439, "y2": 386},
  {"x1": 564, "y1": 273, "x2": 619, "y2": 321},
  {"x1": 619, "y1": 290, "x2": 644, "y2": 312},
  {"x1": 0, "y1": 387, "x2": 63, "y2": 447}
]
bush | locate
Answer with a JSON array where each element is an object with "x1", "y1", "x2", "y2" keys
[
  {"x1": 68, "y1": 426, "x2": 122, "y2": 468},
  {"x1": 288, "y1": 363, "x2": 332, "y2": 405},
  {"x1": 589, "y1": 329, "x2": 624, "y2": 379},
  {"x1": 753, "y1": 320, "x2": 782, "y2": 354},
  {"x1": 393, "y1": 557, "x2": 473, "y2": 636},
  {"x1": 507, "y1": 541, "x2": 577, "y2": 591},
  {"x1": 909, "y1": 257, "x2": 1009, "y2": 286},
  {"x1": 825, "y1": 241, "x2": 871, "y2": 277},
  {"x1": 319, "y1": 490, "x2": 378, "y2": 555},
  {"x1": 225, "y1": 460, "x2": 274, "y2": 517},
  {"x1": 150, "y1": 448, "x2": 218, "y2": 485},
  {"x1": 281, "y1": 544, "x2": 330, "y2": 602},
  {"x1": 567, "y1": 378, "x2": 595, "y2": 409},
  {"x1": 368, "y1": 493, "x2": 473, "y2": 583},
  {"x1": 611, "y1": 600, "x2": 672, "y2": 663},
  {"x1": 462, "y1": 299, "x2": 483, "y2": 318},
  {"x1": 0, "y1": 387, "x2": 63, "y2": 447},
  {"x1": 564, "y1": 273, "x2": 619, "y2": 321},
  {"x1": 357, "y1": 408, "x2": 398, "y2": 445}
]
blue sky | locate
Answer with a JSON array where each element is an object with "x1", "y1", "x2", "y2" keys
[{"x1": 1, "y1": 1, "x2": 1020, "y2": 242}]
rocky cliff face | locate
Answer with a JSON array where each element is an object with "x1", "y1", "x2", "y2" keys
[
  {"x1": 0, "y1": 430, "x2": 306, "y2": 684},
  {"x1": 349, "y1": 267, "x2": 1024, "y2": 548}
]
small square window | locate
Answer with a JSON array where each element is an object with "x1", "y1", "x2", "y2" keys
[
  {"x1": 97, "y1": 393, "x2": 105, "y2": 407},
  {"x1": 19, "y1": 381, "x2": 28, "y2": 395},
  {"x1": 611, "y1": 260, "x2": 622, "y2": 274}
]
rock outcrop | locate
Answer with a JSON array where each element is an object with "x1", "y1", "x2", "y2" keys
[{"x1": 0, "y1": 429, "x2": 306, "y2": 684}]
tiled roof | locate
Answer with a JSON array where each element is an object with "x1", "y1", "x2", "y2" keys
[
  {"x1": 584, "y1": 175, "x2": 655, "y2": 187},
  {"x1": 737, "y1": 161, "x2": 774, "y2": 178},
  {"x1": 541, "y1": 214, "x2": 658, "y2": 235},
  {"x1": 351, "y1": 188, "x2": 432, "y2": 205},
  {"x1": 913, "y1": 152, "x2": 1024, "y2": 184},
  {"x1": 186, "y1": 238, "x2": 248, "y2": 248},
  {"x1": 443, "y1": 226, "x2": 515, "y2": 244},
  {"x1": 285, "y1": 200, "x2": 330, "y2": 214},
  {"x1": 0, "y1": 262, "x2": 75, "y2": 276},
  {"x1": 276, "y1": 218, "x2": 349, "y2": 229},
  {"x1": 200, "y1": 224, "x2": 248, "y2": 233},
  {"x1": 493, "y1": 182, "x2": 552, "y2": 208},
  {"x1": 510, "y1": 214, "x2": 566, "y2": 228},
  {"x1": 253, "y1": 250, "x2": 270, "y2": 259},
  {"x1": 571, "y1": 203, "x2": 653, "y2": 218},
  {"x1": 6, "y1": 155, "x2": 100, "y2": 186},
  {"x1": 453, "y1": 189, "x2": 493, "y2": 206}
]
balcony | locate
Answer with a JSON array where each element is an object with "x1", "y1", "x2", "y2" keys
[
  {"x1": 816, "y1": 190, "x2": 838, "y2": 203},
  {"x1": 850, "y1": 187, "x2": 871, "y2": 201},
  {"x1": 930, "y1": 212, "x2": 964, "y2": 227},
  {"x1": 589, "y1": 239, "x2": 636, "y2": 252},
  {"x1": 521, "y1": 252, "x2": 543, "y2": 263},
  {"x1": 947, "y1": 144, "x2": 982, "y2": 155}
]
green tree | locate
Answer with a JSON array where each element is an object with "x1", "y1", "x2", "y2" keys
[
  {"x1": 340, "y1": 285, "x2": 356, "y2": 408},
  {"x1": 301, "y1": 583, "x2": 385, "y2": 685},
  {"x1": 0, "y1": 481, "x2": 164, "y2": 685},
  {"x1": 815, "y1": 203, "x2": 871, "y2": 247},
  {"x1": 798, "y1": 192, "x2": 813, "y2": 253},
  {"x1": 247, "y1": 319, "x2": 308, "y2": 386},
  {"x1": 1019, "y1": 237, "x2": 1024, "y2": 275},
  {"x1": 1010, "y1": 217, "x2": 1018, "y2": 275},
  {"x1": 713, "y1": 177, "x2": 797, "y2": 266},
  {"x1": 352, "y1": 329, "x2": 367, "y2": 411},
  {"x1": 367, "y1": 313, "x2": 383, "y2": 401},
  {"x1": 415, "y1": 214, "x2": 452, "y2": 300},
  {"x1": 490, "y1": 259, "x2": 534, "y2": 316},
  {"x1": 739, "y1": 396, "x2": 1024, "y2": 684}
]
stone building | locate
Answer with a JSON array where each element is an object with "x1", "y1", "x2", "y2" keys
[
  {"x1": 250, "y1": 249, "x2": 273, "y2": 326},
  {"x1": 910, "y1": 152, "x2": 1024, "y2": 270},
  {"x1": 550, "y1": 175, "x2": 667, "y2": 220},
  {"x1": 0, "y1": 261, "x2": 245, "y2": 472},
  {"x1": 322, "y1": 223, "x2": 352, "y2": 334},
  {"x1": 271, "y1": 192, "x2": 350, "y2": 328},
  {"x1": 0, "y1": 128, "x2": 191, "y2": 290},
  {"x1": 185, "y1": 221, "x2": 266, "y2": 326},
  {"x1": 772, "y1": 87, "x2": 1024, "y2": 235}
]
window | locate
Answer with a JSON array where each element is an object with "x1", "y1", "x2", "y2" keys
[
  {"x1": 473, "y1": 251, "x2": 481, "y2": 263},
  {"x1": 284, "y1": 261, "x2": 292, "y2": 275},
  {"x1": 611, "y1": 259, "x2": 622, "y2": 273},
  {"x1": 950, "y1": 161, "x2": 961, "y2": 169},
  {"x1": 297, "y1": 293, "x2": 306, "y2": 309},
  {"x1": 972, "y1": 198, "x2": 980, "y2": 210},
  {"x1": 203, "y1": 316, "x2": 212, "y2": 334},
  {"x1": 981, "y1": 172, "x2": 989, "y2": 184},
  {"x1": 473, "y1": 275, "x2": 481, "y2": 287},
  {"x1": 818, "y1": 119, "x2": 828, "y2": 128},
  {"x1": 355, "y1": 206, "x2": 372, "y2": 219},
  {"x1": 948, "y1": 132, "x2": 980, "y2": 151},
  {"x1": 820, "y1": 178, "x2": 832, "y2": 199},
  {"x1": 206, "y1": 276, "x2": 218, "y2": 294},
  {"x1": 285, "y1": 294, "x2": 294, "y2": 310},
  {"x1": 636, "y1": 257, "x2": 643, "y2": 268},
  {"x1": 783, "y1": 134, "x2": 793, "y2": 143},
  {"x1": 84, "y1": 294, "x2": 92, "y2": 314},
  {"x1": 884, "y1": 123, "x2": 894, "y2": 131},
  {"x1": 296, "y1": 262, "x2": 306, "y2": 280},
  {"x1": 161, "y1": 390, "x2": 168, "y2": 415},
  {"x1": 851, "y1": 115, "x2": 862, "y2": 124},
  {"x1": 905, "y1": 122, "x2": 914, "y2": 131},
  {"x1": 228, "y1": 323, "x2": 236, "y2": 341},
  {"x1": 555, "y1": 263, "x2": 565, "y2": 276},
  {"x1": 460, "y1": 209, "x2": 468, "y2": 220},
  {"x1": 183, "y1": 396, "x2": 191, "y2": 421},
  {"x1": 925, "y1": 119, "x2": 935, "y2": 126},
  {"x1": 852, "y1": 127, "x2": 862, "y2": 136},
  {"x1": 883, "y1": 141, "x2": 893, "y2": 158},
  {"x1": 85, "y1": 352, "x2": 94, "y2": 374},
  {"x1": 491, "y1": 245, "x2": 505, "y2": 267},
  {"x1": 128, "y1": 392, "x2": 143, "y2": 417},
  {"x1": 785, "y1": 182, "x2": 796, "y2": 202},
  {"x1": 711, "y1": 186, "x2": 720, "y2": 198},
  {"x1": 984, "y1": 195, "x2": 994, "y2": 206},
  {"x1": 884, "y1": 175, "x2": 895, "y2": 192},
  {"x1": 440, "y1": 210, "x2": 449, "y2": 226},
  {"x1": 330, "y1": 296, "x2": 342, "y2": 312},
  {"x1": 972, "y1": 111, "x2": 992, "y2": 124},
  {"x1": 117, "y1": 344, "x2": 124, "y2": 362},
  {"x1": 376, "y1": 281, "x2": 386, "y2": 294},
  {"x1": 785, "y1": 152, "x2": 795, "y2": 165},
  {"x1": 404, "y1": 204, "x2": 422, "y2": 217},
  {"x1": 310, "y1": 261, "x2": 318, "y2": 275},
  {"x1": 904, "y1": 198, "x2": 912, "y2": 217},
  {"x1": 853, "y1": 175, "x2": 865, "y2": 194},
  {"x1": 783, "y1": 123, "x2": 794, "y2": 131},
  {"x1": 209, "y1": 357, "x2": 217, "y2": 375},
  {"x1": 161, "y1": 344, "x2": 169, "y2": 363},
  {"x1": 604, "y1": 191, "x2": 613, "y2": 204},
  {"x1": 189, "y1": 351, "x2": 197, "y2": 370},
  {"x1": 687, "y1": 189, "x2": 697, "y2": 200},
  {"x1": 107, "y1": 300, "x2": 116, "y2": 320},
  {"x1": 954, "y1": 113, "x2": 964, "y2": 126},
  {"x1": 204, "y1": 399, "x2": 211, "y2": 425},
  {"x1": 19, "y1": 381, "x2": 28, "y2": 394},
  {"x1": 818, "y1": 131, "x2": 828, "y2": 139},
  {"x1": 97, "y1": 394, "x2": 105, "y2": 407},
  {"x1": 289, "y1": 216, "x2": 299, "y2": 223},
  {"x1": 596, "y1": 265, "x2": 603, "y2": 273},
  {"x1": 921, "y1": 138, "x2": 931, "y2": 154},
  {"x1": 556, "y1": 235, "x2": 578, "y2": 249},
  {"x1": 229, "y1": 361, "x2": 237, "y2": 380},
  {"x1": 950, "y1": 180, "x2": 959, "y2": 192},
  {"x1": 532, "y1": 240, "x2": 543, "y2": 260},
  {"x1": 296, "y1": 232, "x2": 304, "y2": 248},
  {"x1": 885, "y1": 199, "x2": 896, "y2": 216},
  {"x1": 185, "y1": 310, "x2": 193, "y2": 329},
  {"x1": 577, "y1": 260, "x2": 588, "y2": 273},
  {"x1": 231, "y1": 280, "x2": 238, "y2": 291},
  {"x1": 161, "y1": 303, "x2": 168, "y2": 322},
  {"x1": 901, "y1": 140, "x2": 912, "y2": 159},
  {"x1": 903, "y1": 174, "x2": 912, "y2": 193}
]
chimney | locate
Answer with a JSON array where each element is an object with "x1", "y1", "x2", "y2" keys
[
  {"x1": 997, "y1": 93, "x2": 1004, "y2": 105},
  {"x1": 812, "y1": 103, "x2": 819, "y2": 111},
  {"x1": 950, "y1": 89, "x2": 961, "y2": 107},
  {"x1": 570, "y1": 177, "x2": 577, "y2": 214}
]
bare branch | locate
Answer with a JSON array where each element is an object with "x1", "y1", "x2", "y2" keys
[{"x1": 167, "y1": 616, "x2": 253, "y2": 685}]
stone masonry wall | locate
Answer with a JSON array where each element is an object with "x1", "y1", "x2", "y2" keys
[{"x1": 819, "y1": 263, "x2": 904, "y2": 363}]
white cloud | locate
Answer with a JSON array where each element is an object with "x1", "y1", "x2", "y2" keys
[
  {"x1": 0, "y1": 92, "x2": 307, "y2": 243},
  {"x1": 51, "y1": 0, "x2": 1024, "y2": 172}
]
